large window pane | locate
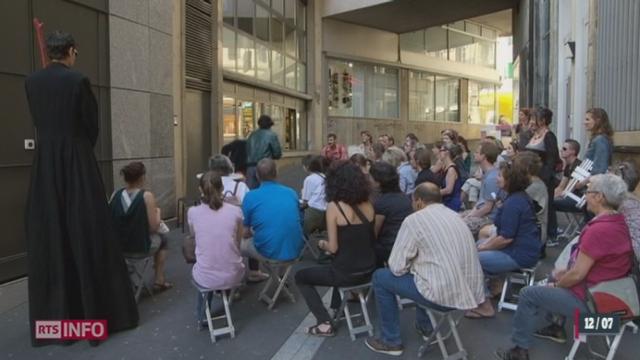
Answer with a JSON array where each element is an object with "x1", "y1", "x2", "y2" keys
[
  {"x1": 256, "y1": 42, "x2": 270, "y2": 81},
  {"x1": 237, "y1": 33, "x2": 255, "y2": 77},
  {"x1": 285, "y1": 24, "x2": 297, "y2": 57},
  {"x1": 255, "y1": 4, "x2": 270, "y2": 42},
  {"x1": 271, "y1": 50, "x2": 284, "y2": 85},
  {"x1": 408, "y1": 71, "x2": 434, "y2": 121},
  {"x1": 476, "y1": 39, "x2": 496, "y2": 68},
  {"x1": 270, "y1": 105, "x2": 285, "y2": 145},
  {"x1": 365, "y1": 65, "x2": 398, "y2": 118},
  {"x1": 297, "y1": 31, "x2": 306, "y2": 61},
  {"x1": 297, "y1": 62, "x2": 306, "y2": 92},
  {"x1": 448, "y1": 31, "x2": 474, "y2": 64},
  {"x1": 296, "y1": 0, "x2": 306, "y2": 29},
  {"x1": 328, "y1": 60, "x2": 355, "y2": 117},
  {"x1": 285, "y1": 0, "x2": 296, "y2": 25},
  {"x1": 223, "y1": 96, "x2": 237, "y2": 137},
  {"x1": 285, "y1": 56, "x2": 296, "y2": 89},
  {"x1": 239, "y1": 100, "x2": 255, "y2": 138},
  {"x1": 272, "y1": 0, "x2": 284, "y2": 14},
  {"x1": 468, "y1": 80, "x2": 496, "y2": 124},
  {"x1": 271, "y1": 16, "x2": 284, "y2": 53},
  {"x1": 425, "y1": 27, "x2": 448, "y2": 59},
  {"x1": 223, "y1": 0, "x2": 234, "y2": 26},
  {"x1": 223, "y1": 27, "x2": 236, "y2": 71},
  {"x1": 237, "y1": 0, "x2": 254, "y2": 35},
  {"x1": 435, "y1": 76, "x2": 459, "y2": 122},
  {"x1": 465, "y1": 22, "x2": 481, "y2": 36},
  {"x1": 400, "y1": 30, "x2": 425, "y2": 53}
]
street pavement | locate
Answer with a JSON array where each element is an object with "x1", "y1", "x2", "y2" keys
[{"x1": 0, "y1": 167, "x2": 637, "y2": 359}]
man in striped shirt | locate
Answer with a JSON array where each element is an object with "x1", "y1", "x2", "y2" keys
[{"x1": 365, "y1": 182, "x2": 485, "y2": 356}]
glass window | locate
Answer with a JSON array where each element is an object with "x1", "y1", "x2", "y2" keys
[
  {"x1": 295, "y1": 104, "x2": 308, "y2": 150},
  {"x1": 450, "y1": 21, "x2": 465, "y2": 31},
  {"x1": 239, "y1": 100, "x2": 256, "y2": 138},
  {"x1": 285, "y1": 0, "x2": 296, "y2": 25},
  {"x1": 448, "y1": 31, "x2": 474, "y2": 64},
  {"x1": 223, "y1": 27, "x2": 236, "y2": 71},
  {"x1": 271, "y1": 16, "x2": 284, "y2": 53},
  {"x1": 223, "y1": 96, "x2": 237, "y2": 137},
  {"x1": 269, "y1": 104, "x2": 285, "y2": 144},
  {"x1": 285, "y1": 25, "x2": 297, "y2": 57},
  {"x1": 255, "y1": 4, "x2": 270, "y2": 42},
  {"x1": 468, "y1": 80, "x2": 496, "y2": 124},
  {"x1": 408, "y1": 71, "x2": 434, "y2": 121},
  {"x1": 256, "y1": 42, "x2": 270, "y2": 81},
  {"x1": 465, "y1": 22, "x2": 481, "y2": 36},
  {"x1": 297, "y1": 63, "x2": 306, "y2": 92},
  {"x1": 435, "y1": 76, "x2": 459, "y2": 122},
  {"x1": 297, "y1": 30, "x2": 306, "y2": 61},
  {"x1": 285, "y1": 56, "x2": 296, "y2": 89},
  {"x1": 237, "y1": 0, "x2": 254, "y2": 35},
  {"x1": 482, "y1": 27, "x2": 497, "y2": 40},
  {"x1": 476, "y1": 38, "x2": 496, "y2": 67},
  {"x1": 425, "y1": 27, "x2": 448, "y2": 59},
  {"x1": 365, "y1": 65, "x2": 398, "y2": 118},
  {"x1": 296, "y1": 0, "x2": 306, "y2": 29},
  {"x1": 223, "y1": 0, "x2": 234, "y2": 26},
  {"x1": 236, "y1": 33, "x2": 255, "y2": 77},
  {"x1": 272, "y1": 0, "x2": 284, "y2": 15},
  {"x1": 271, "y1": 50, "x2": 284, "y2": 85},
  {"x1": 400, "y1": 30, "x2": 425, "y2": 53}
]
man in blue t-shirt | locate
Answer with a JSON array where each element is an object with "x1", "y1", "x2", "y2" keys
[
  {"x1": 241, "y1": 159, "x2": 303, "y2": 266},
  {"x1": 462, "y1": 141, "x2": 502, "y2": 237}
]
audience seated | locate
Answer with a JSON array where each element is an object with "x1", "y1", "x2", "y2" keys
[
  {"x1": 301, "y1": 155, "x2": 328, "y2": 237},
  {"x1": 466, "y1": 160, "x2": 541, "y2": 319},
  {"x1": 495, "y1": 174, "x2": 633, "y2": 360},
  {"x1": 295, "y1": 161, "x2": 376, "y2": 337},
  {"x1": 462, "y1": 142, "x2": 502, "y2": 237},
  {"x1": 413, "y1": 148, "x2": 441, "y2": 187},
  {"x1": 549, "y1": 139, "x2": 583, "y2": 243},
  {"x1": 369, "y1": 162, "x2": 413, "y2": 267},
  {"x1": 321, "y1": 133, "x2": 348, "y2": 162},
  {"x1": 207, "y1": 154, "x2": 249, "y2": 205},
  {"x1": 615, "y1": 161, "x2": 640, "y2": 263},
  {"x1": 438, "y1": 143, "x2": 465, "y2": 211},
  {"x1": 364, "y1": 182, "x2": 485, "y2": 356},
  {"x1": 189, "y1": 171, "x2": 245, "y2": 324},
  {"x1": 517, "y1": 152, "x2": 549, "y2": 245},
  {"x1": 109, "y1": 161, "x2": 171, "y2": 292},
  {"x1": 241, "y1": 159, "x2": 303, "y2": 272}
]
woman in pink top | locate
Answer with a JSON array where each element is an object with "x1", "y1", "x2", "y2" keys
[
  {"x1": 495, "y1": 174, "x2": 632, "y2": 360},
  {"x1": 188, "y1": 171, "x2": 244, "y2": 322}
]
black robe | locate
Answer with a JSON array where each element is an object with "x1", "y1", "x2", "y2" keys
[{"x1": 24, "y1": 63, "x2": 138, "y2": 346}]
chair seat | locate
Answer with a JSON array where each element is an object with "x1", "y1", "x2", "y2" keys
[
  {"x1": 416, "y1": 306, "x2": 467, "y2": 359},
  {"x1": 332, "y1": 283, "x2": 374, "y2": 341},
  {"x1": 497, "y1": 266, "x2": 537, "y2": 312},
  {"x1": 192, "y1": 280, "x2": 238, "y2": 343}
]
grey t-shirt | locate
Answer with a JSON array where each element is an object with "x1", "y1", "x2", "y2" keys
[{"x1": 476, "y1": 167, "x2": 499, "y2": 218}]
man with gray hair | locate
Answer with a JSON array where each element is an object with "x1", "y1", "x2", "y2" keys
[
  {"x1": 365, "y1": 182, "x2": 484, "y2": 356},
  {"x1": 241, "y1": 159, "x2": 303, "y2": 272},
  {"x1": 615, "y1": 161, "x2": 640, "y2": 264}
]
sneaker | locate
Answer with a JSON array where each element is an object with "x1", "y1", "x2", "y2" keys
[
  {"x1": 415, "y1": 323, "x2": 433, "y2": 341},
  {"x1": 365, "y1": 337, "x2": 404, "y2": 356},
  {"x1": 546, "y1": 237, "x2": 561, "y2": 248},
  {"x1": 494, "y1": 346, "x2": 530, "y2": 360},
  {"x1": 533, "y1": 324, "x2": 567, "y2": 343}
]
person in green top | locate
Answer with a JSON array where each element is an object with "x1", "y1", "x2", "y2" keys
[{"x1": 245, "y1": 115, "x2": 282, "y2": 189}]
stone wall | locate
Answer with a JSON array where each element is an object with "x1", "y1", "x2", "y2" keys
[{"x1": 108, "y1": 0, "x2": 175, "y2": 217}]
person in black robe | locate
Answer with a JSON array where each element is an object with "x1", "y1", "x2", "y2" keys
[{"x1": 24, "y1": 31, "x2": 138, "y2": 346}]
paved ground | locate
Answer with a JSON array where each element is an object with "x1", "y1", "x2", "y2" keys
[{"x1": 1, "y1": 169, "x2": 638, "y2": 359}]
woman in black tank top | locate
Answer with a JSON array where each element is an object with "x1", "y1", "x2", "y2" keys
[{"x1": 295, "y1": 161, "x2": 376, "y2": 337}]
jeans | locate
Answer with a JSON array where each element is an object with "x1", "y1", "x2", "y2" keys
[
  {"x1": 294, "y1": 266, "x2": 370, "y2": 324},
  {"x1": 240, "y1": 237, "x2": 269, "y2": 271},
  {"x1": 512, "y1": 286, "x2": 588, "y2": 349},
  {"x1": 478, "y1": 250, "x2": 521, "y2": 296},
  {"x1": 193, "y1": 278, "x2": 225, "y2": 323},
  {"x1": 246, "y1": 166, "x2": 259, "y2": 190},
  {"x1": 372, "y1": 269, "x2": 452, "y2": 346}
]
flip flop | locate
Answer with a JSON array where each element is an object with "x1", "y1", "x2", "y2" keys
[
  {"x1": 153, "y1": 282, "x2": 173, "y2": 292},
  {"x1": 464, "y1": 309, "x2": 495, "y2": 319}
]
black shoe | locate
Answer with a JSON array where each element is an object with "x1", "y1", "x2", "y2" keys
[
  {"x1": 415, "y1": 323, "x2": 434, "y2": 341},
  {"x1": 533, "y1": 324, "x2": 567, "y2": 343},
  {"x1": 494, "y1": 346, "x2": 530, "y2": 360},
  {"x1": 365, "y1": 337, "x2": 404, "y2": 356}
]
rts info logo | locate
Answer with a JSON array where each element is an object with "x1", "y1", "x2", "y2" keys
[{"x1": 35, "y1": 320, "x2": 108, "y2": 340}]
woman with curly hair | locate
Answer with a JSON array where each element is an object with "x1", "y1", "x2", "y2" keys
[{"x1": 295, "y1": 161, "x2": 376, "y2": 337}]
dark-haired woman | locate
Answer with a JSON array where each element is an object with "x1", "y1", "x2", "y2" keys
[
  {"x1": 189, "y1": 171, "x2": 245, "y2": 324},
  {"x1": 295, "y1": 161, "x2": 377, "y2": 336},
  {"x1": 110, "y1": 161, "x2": 171, "y2": 291},
  {"x1": 439, "y1": 143, "x2": 465, "y2": 211},
  {"x1": 515, "y1": 108, "x2": 533, "y2": 148},
  {"x1": 465, "y1": 161, "x2": 542, "y2": 319},
  {"x1": 525, "y1": 107, "x2": 560, "y2": 243},
  {"x1": 370, "y1": 162, "x2": 413, "y2": 267}
]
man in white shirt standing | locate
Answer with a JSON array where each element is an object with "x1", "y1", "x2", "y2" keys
[{"x1": 365, "y1": 182, "x2": 485, "y2": 356}]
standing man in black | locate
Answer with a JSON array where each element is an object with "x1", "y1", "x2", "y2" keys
[{"x1": 24, "y1": 31, "x2": 138, "y2": 346}]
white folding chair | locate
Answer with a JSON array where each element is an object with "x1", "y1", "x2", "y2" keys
[
  {"x1": 332, "y1": 283, "x2": 374, "y2": 341},
  {"x1": 258, "y1": 259, "x2": 298, "y2": 310},
  {"x1": 417, "y1": 306, "x2": 468, "y2": 360},
  {"x1": 497, "y1": 266, "x2": 537, "y2": 312},
  {"x1": 565, "y1": 320, "x2": 638, "y2": 360},
  {"x1": 124, "y1": 253, "x2": 154, "y2": 303},
  {"x1": 193, "y1": 281, "x2": 237, "y2": 343}
]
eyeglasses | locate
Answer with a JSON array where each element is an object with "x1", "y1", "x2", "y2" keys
[{"x1": 585, "y1": 190, "x2": 601, "y2": 195}]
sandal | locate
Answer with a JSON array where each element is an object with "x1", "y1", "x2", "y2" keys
[
  {"x1": 305, "y1": 322, "x2": 335, "y2": 337},
  {"x1": 153, "y1": 281, "x2": 173, "y2": 292}
]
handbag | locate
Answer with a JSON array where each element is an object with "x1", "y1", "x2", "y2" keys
[
  {"x1": 586, "y1": 253, "x2": 640, "y2": 320},
  {"x1": 182, "y1": 234, "x2": 196, "y2": 264}
]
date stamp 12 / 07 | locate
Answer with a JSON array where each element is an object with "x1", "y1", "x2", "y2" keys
[{"x1": 576, "y1": 311, "x2": 621, "y2": 337}]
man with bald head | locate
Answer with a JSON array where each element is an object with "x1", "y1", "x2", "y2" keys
[
  {"x1": 365, "y1": 182, "x2": 485, "y2": 356},
  {"x1": 241, "y1": 159, "x2": 303, "y2": 270}
]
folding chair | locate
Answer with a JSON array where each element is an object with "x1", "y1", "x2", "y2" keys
[
  {"x1": 332, "y1": 283, "x2": 374, "y2": 341},
  {"x1": 396, "y1": 296, "x2": 415, "y2": 310},
  {"x1": 302, "y1": 234, "x2": 321, "y2": 260},
  {"x1": 193, "y1": 281, "x2": 237, "y2": 343},
  {"x1": 417, "y1": 306, "x2": 468, "y2": 359},
  {"x1": 565, "y1": 320, "x2": 638, "y2": 360},
  {"x1": 258, "y1": 259, "x2": 298, "y2": 310},
  {"x1": 557, "y1": 211, "x2": 582, "y2": 241},
  {"x1": 561, "y1": 159, "x2": 594, "y2": 209},
  {"x1": 497, "y1": 266, "x2": 537, "y2": 312},
  {"x1": 124, "y1": 253, "x2": 154, "y2": 303}
]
